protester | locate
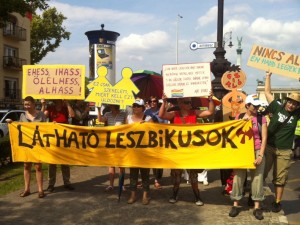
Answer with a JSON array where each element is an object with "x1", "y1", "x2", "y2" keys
[
  {"x1": 97, "y1": 104, "x2": 127, "y2": 191},
  {"x1": 126, "y1": 98, "x2": 153, "y2": 205},
  {"x1": 42, "y1": 99, "x2": 75, "y2": 192},
  {"x1": 71, "y1": 100, "x2": 90, "y2": 126},
  {"x1": 158, "y1": 92, "x2": 215, "y2": 206},
  {"x1": 229, "y1": 94, "x2": 267, "y2": 220},
  {"x1": 144, "y1": 96, "x2": 169, "y2": 189},
  {"x1": 263, "y1": 71, "x2": 300, "y2": 213},
  {"x1": 9, "y1": 96, "x2": 47, "y2": 198},
  {"x1": 292, "y1": 119, "x2": 300, "y2": 160}
]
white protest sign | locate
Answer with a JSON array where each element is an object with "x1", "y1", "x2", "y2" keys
[{"x1": 162, "y1": 62, "x2": 211, "y2": 98}]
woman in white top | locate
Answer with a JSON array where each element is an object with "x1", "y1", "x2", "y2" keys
[
  {"x1": 97, "y1": 104, "x2": 127, "y2": 191},
  {"x1": 126, "y1": 98, "x2": 152, "y2": 205}
]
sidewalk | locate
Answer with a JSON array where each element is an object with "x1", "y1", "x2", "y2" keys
[{"x1": 0, "y1": 166, "x2": 288, "y2": 225}]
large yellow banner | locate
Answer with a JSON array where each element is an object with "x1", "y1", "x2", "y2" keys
[{"x1": 9, "y1": 120, "x2": 255, "y2": 169}]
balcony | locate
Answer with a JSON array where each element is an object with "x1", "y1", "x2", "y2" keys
[
  {"x1": 3, "y1": 56, "x2": 27, "y2": 70},
  {"x1": 3, "y1": 22, "x2": 26, "y2": 41}
]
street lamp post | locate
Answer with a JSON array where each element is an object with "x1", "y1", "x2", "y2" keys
[
  {"x1": 211, "y1": 0, "x2": 231, "y2": 101},
  {"x1": 176, "y1": 14, "x2": 183, "y2": 64}
]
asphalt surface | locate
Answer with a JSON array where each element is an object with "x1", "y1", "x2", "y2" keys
[
  {"x1": 0, "y1": 166, "x2": 291, "y2": 225},
  {"x1": 279, "y1": 158, "x2": 300, "y2": 225}
]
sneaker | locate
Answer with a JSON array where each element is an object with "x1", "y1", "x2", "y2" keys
[
  {"x1": 105, "y1": 186, "x2": 114, "y2": 192},
  {"x1": 195, "y1": 198, "x2": 204, "y2": 206},
  {"x1": 203, "y1": 180, "x2": 209, "y2": 186},
  {"x1": 272, "y1": 201, "x2": 282, "y2": 213},
  {"x1": 64, "y1": 184, "x2": 75, "y2": 191},
  {"x1": 46, "y1": 185, "x2": 54, "y2": 192},
  {"x1": 229, "y1": 206, "x2": 239, "y2": 217},
  {"x1": 169, "y1": 196, "x2": 177, "y2": 204},
  {"x1": 253, "y1": 208, "x2": 264, "y2": 220}
]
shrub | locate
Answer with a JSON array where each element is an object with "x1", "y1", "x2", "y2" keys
[{"x1": 0, "y1": 136, "x2": 12, "y2": 167}]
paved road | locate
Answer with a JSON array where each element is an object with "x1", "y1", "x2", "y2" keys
[
  {"x1": 0, "y1": 166, "x2": 290, "y2": 225},
  {"x1": 278, "y1": 159, "x2": 300, "y2": 225}
]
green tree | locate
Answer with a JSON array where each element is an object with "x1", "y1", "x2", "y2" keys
[
  {"x1": 0, "y1": 0, "x2": 48, "y2": 26},
  {"x1": 31, "y1": 7, "x2": 71, "y2": 64}
]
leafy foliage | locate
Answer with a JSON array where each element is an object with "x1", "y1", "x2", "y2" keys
[
  {"x1": 31, "y1": 7, "x2": 71, "y2": 64},
  {"x1": 0, "y1": 0, "x2": 48, "y2": 26}
]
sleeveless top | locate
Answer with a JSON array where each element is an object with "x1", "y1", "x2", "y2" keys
[{"x1": 173, "y1": 110, "x2": 197, "y2": 124}]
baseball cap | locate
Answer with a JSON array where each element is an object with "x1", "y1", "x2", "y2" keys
[
  {"x1": 245, "y1": 94, "x2": 262, "y2": 106},
  {"x1": 133, "y1": 98, "x2": 145, "y2": 106}
]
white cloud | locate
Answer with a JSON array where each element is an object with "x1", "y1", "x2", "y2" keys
[
  {"x1": 50, "y1": 1, "x2": 158, "y2": 29},
  {"x1": 196, "y1": 6, "x2": 217, "y2": 28}
]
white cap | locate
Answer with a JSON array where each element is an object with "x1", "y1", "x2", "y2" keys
[
  {"x1": 133, "y1": 98, "x2": 145, "y2": 106},
  {"x1": 245, "y1": 94, "x2": 262, "y2": 106}
]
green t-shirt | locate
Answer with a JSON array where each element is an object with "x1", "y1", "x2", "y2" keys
[{"x1": 267, "y1": 100, "x2": 300, "y2": 149}]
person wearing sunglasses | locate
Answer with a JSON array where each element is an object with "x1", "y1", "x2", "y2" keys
[
  {"x1": 126, "y1": 98, "x2": 153, "y2": 205},
  {"x1": 158, "y1": 92, "x2": 215, "y2": 206},
  {"x1": 229, "y1": 94, "x2": 267, "y2": 220},
  {"x1": 263, "y1": 71, "x2": 300, "y2": 213},
  {"x1": 144, "y1": 96, "x2": 169, "y2": 189}
]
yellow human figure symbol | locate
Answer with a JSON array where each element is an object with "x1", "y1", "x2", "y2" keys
[
  {"x1": 114, "y1": 67, "x2": 140, "y2": 109},
  {"x1": 85, "y1": 66, "x2": 112, "y2": 107},
  {"x1": 222, "y1": 89, "x2": 247, "y2": 118}
]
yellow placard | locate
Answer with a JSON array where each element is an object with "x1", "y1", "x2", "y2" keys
[
  {"x1": 22, "y1": 64, "x2": 86, "y2": 99},
  {"x1": 85, "y1": 66, "x2": 139, "y2": 109},
  {"x1": 247, "y1": 44, "x2": 300, "y2": 79},
  {"x1": 9, "y1": 120, "x2": 255, "y2": 169}
]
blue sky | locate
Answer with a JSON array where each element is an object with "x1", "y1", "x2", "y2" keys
[{"x1": 40, "y1": 0, "x2": 300, "y2": 95}]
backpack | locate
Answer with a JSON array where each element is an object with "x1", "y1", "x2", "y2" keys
[{"x1": 238, "y1": 113, "x2": 262, "y2": 139}]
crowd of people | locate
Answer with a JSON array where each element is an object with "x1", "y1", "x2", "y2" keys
[{"x1": 10, "y1": 71, "x2": 300, "y2": 221}]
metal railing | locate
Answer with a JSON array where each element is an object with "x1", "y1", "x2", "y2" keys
[
  {"x1": 3, "y1": 56, "x2": 26, "y2": 70},
  {"x1": 3, "y1": 22, "x2": 26, "y2": 41}
]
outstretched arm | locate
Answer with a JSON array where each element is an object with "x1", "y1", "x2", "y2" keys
[
  {"x1": 196, "y1": 90, "x2": 215, "y2": 117},
  {"x1": 158, "y1": 93, "x2": 174, "y2": 121},
  {"x1": 264, "y1": 71, "x2": 274, "y2": 104}
]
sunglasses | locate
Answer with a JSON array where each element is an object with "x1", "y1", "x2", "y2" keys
[
  {"x1": 132, "y1": 104, "x2": 143, "y2": 108},
  {"x1": 150, "y1": 100, "x2": 157, "y2": 103},
  {"x1": 182, "y1": 101, "x2": 192, "y2": 105}
]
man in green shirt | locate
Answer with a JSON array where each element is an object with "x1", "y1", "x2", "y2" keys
[{"x1": 264, "y1": 71, "x2": 300, "y2": 213}]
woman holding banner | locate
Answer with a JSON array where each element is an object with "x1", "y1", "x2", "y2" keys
[
  {"x1": 126, "y1": 98, "x2": 153, "y2": 205},
  {"x1": 17, "y1": 96, "x2": 46, "y2": 198},
  {"x1": 97, "y1": 104, "x2": 127, "y2": 192},
  {"x1": 228, "y1": 94, "x2": 267, "y2": 220},
  {"x1": 158, "y1": 92, "x2": 215, "y2": 206}
]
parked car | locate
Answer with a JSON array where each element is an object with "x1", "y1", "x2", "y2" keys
[{"x1": 0, "y1": 109, "x2": 25, "y2": 137}]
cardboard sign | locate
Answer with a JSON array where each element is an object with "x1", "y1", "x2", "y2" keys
[
  {"x1": 247, "y1": 44, "x2": 300, "y2": 79},
  {"x1": 22, "y1": 65, "x2": 85, "y2": 99},
  {"x1": 85, "y1": 66, "x2": 139, "y2": 109},
  {"x1": 162, "y1": 62, "x2": 211, "y2": 98}
]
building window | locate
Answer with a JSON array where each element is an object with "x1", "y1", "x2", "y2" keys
[
  {"x1": 4, "y1": 78, "x2": 18, "y2": 99},
  {"x1": 4, "y1": 45, "x2": 18, "y2": 58}
]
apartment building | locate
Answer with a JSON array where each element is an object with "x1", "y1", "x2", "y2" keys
[{"x1": 0, "y1": 12, "x2": 30, "y2": 109}]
